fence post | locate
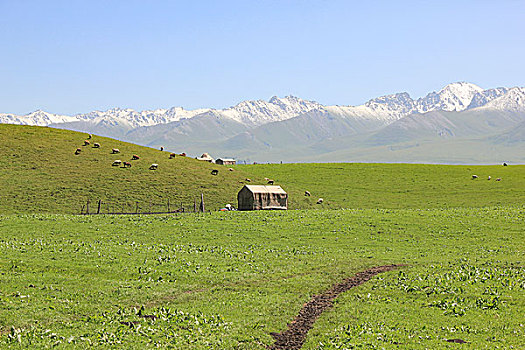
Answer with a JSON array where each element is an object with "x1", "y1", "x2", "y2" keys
[
  {"x1": 193, "y1": 198, "x2": 197, "y2": 212},
  {"x1": 97, "y1": 200, "x2": 101, "y2": 214},
  {"x1": 86, "y1": 200, "x2": 90, "y2": 215},
  {"x1": 167, "y1": 198, "x2": 170, "y2": 212},
  {"x1": 200, "y1": 193, "x2": 205, "y2": 213}
]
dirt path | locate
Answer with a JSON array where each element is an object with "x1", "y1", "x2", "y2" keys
[{"x1": 269, "y1": 264, "x2": 405, "y2": 350}]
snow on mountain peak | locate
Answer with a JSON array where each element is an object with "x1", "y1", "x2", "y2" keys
[
  {"x1": 364, "y1": 92, "x2": 416, "y2": 117},
  {"x1": 439, "y1": 82, "x2": 483, "y2": 94},
  {"x1": 221, "y1": 95, "x2": 322, "y2": 126},
  {"x1": 417, "y1": 82, "x2": 484, "y2": 113},
  {"x1": 2, "y1": 83, "x2": 525, "y2": 131},
  {"x1": 2, "y1": 109, "x2": 78, "y2": 125},
  {"x1": 481, "y1": 87, "x2": 525, "y2": 112},
  {"x1": 468, "y1": 87, "x2": 509, "y2": 109}
]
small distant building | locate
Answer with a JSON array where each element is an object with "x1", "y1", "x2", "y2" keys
[
  {"x1": 237, "y1": 185, "x2": 288, "y2": 211},
  {"x1": 216, "y1": 158, "x2": 236, "y2": 165},
  {"x1": 196, "y1": 153, "x2": 214, "y2": 163}
]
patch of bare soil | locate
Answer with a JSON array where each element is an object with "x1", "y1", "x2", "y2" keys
[{"x1": 269, "y1": 264, "x2": 405, "y2": 350}]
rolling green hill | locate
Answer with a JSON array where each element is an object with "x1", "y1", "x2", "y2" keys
[
  {"x1": 0, "y1": 124, "x2": 257, "y2": 214},
  {"x1": 2, "y1": 124, "x2": 524, "y2": 214}
]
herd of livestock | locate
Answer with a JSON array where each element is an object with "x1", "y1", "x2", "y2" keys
[
  {"x1": 72, "y1": 135, "x2": 236, "y2": 177},
  {"x1": 72, "y1": 134, "x2": 504, "y2": 208},
  {"x1": 73, "y1": 134, "x2": 183, "y2": 171}
]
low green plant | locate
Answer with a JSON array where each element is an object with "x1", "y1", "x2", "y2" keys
[{"x1": 0, "y1": 207, "x2": 523, "y2": 348}]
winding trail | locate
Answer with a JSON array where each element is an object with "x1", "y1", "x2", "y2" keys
[{"x1": 269, "y1": 264, "x2": 405, "y2": 350}]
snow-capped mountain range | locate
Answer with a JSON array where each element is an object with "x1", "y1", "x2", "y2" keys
[
  {"x1": 2, "y1": 82, "x2": 524, "y2": 130},
  {"x1": 3, "y1": 82, "x2": 525, "y2": 164}
]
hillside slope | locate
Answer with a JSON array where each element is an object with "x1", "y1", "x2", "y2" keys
[
  {"x1": 0, "y1": 125, "x2": 261, "y2": 214},
  {"x1": 2, "y1": 125, "x2": 524, "y2": 214}
]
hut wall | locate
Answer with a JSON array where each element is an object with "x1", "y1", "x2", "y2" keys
[
  {"x1": 253, "y1": 193, "x2": 287, "y2": 210},
  {"x1": 237, "y1": 188, "x2": 254, "y2": 211},
  {"x1": 216, "y1": 159, "x2": 236, "y2": 165}
]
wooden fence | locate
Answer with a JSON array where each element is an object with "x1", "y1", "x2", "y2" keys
[{"x1": 80, "y1": 194, "x2": 207, "y2": 215}]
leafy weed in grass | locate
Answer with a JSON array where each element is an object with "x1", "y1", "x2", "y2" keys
[{"x1": 0, "y1": 208, "x2": 524, "y2": 348}]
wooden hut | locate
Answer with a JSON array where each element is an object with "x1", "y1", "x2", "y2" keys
[
  {"x1": 237, "y1": 185, "x2": 288, "y2": 211},
  {"x1": 215, "y1": 158, "x2": 236, "y2": 165}
]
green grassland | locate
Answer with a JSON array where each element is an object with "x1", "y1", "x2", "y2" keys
[
  {"x1": 0, "y1": 208, "x2": 524, "y2": 349},
  {"x1": 235, "y1": 163, "x2": 525, "y2": 209},
  {"x1": 1, "y1": 124, "x2": 524, "y2": 349},
  {"x1": 0, "y1": 124, "x2": 258, "y2": 214},
  {"x1": 2, "y1": 125, "x2": 525, "y2": 214}
]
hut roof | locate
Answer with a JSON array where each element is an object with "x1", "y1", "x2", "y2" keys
[
  {"x1": 196, "y1": 152, "x2": 214, "y2": 162},
  {"x1": 243, "y1": 185, "x2": 287, "y2": 194}
]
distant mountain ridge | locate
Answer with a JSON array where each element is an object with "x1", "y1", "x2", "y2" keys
[
  {"x1": 1, "y1": 82, "x2": 521, "y2": 129},
  {"x1": 2, "y1": 82, "x2": 525, "y2": 164}
]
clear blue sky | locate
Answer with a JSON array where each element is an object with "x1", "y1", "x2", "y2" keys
[{"x1": 1, "y1": 0, "x2": 524, "y2": 115}]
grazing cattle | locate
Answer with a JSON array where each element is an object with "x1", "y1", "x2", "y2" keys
[
  {"x1": 149, "y1": 163, "x2": 158, "y2": 170},
  {"x1": 245, "y1": 178, "x2": 251, "y2": 182},
  {"x1": 75, "y1": 148, "x2": 81, "y2": 155},
  {"x1": 112, "y1": 148, "x2": 120, "y2": 154},
  {"x1": 471, "y1": 175, "x2": 478, "y2": 179},
  {"x1": 112, "y1": 160, "x2": 122, "y2": 166},
  {"x1": 267, "y1": 179, "x2": 274, "y2": 185},
  {"x1": 503, "y1": 162, "x2": 508, "y2": 166},
  {"x1": 496, "y1": 178, "x2": 502, "y2": 181},
  {"x1": 211, "y1": 169, "x2": 219, "y2": 175},
  {"x1": 304, "y1": 191, "x2": 311, "y2": 196},
  {"x1": 160, "y1": 147, "x2": 164, "y2": 151},
  {"x1": 317, "y1": 198, "x2": 324, "y2": 204},
  {"x1": 83, "y1": 140, "x2": 90, "y2": 146},
  {"x1": 229, "y1": 168, "x2": 234, "y2": 171},
  {"x1": 87, "y1": 134, "x2": 92, "y2": 139},
  {"x1": 169, "y1": 153, "x2": 176, "y2": 159},
  {"x1": 93, "y1": 142, "x2": 100, "y2": 148},
  {"x1": 179, "y1": 152, "x2": 186, "y2": 157},
  {"x1": 132, "y1": 154, "x2": 140, "y2": 160},
  {"x1": 123, "y1": 161, "x2": 132, "y2": 168},
  {"x1": 488, "y1": 176, "x2": 491, "y2": 180}
]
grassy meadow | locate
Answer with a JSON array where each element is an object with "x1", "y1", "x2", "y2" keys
[
  {"x1": 0, "y1": 124, "x2": 524, "y2": 349},
  {"x1": 2, "y1": 124, "x2": 524, "y2": 214},
  {"x1": 0, "y1": 124, "x2": 256, "y2": 214},
  {"x1": 0, "y1": 208, "x2": 524, "y2": 349},
  {"x1": 235, "y1": 163, "x2": 525, "y2": 209}
]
